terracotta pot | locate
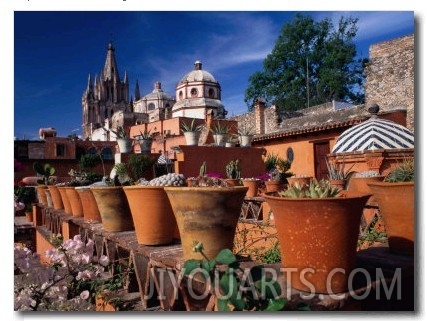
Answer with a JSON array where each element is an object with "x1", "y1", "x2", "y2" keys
[
  {"x1": 58, "y1": 187, "x2": 73, "y2": 215},
  {"x1": 329, "y1": 179, "x2": 347, "y2": 190},
  {"x1": 347, "y1": 176, "x2": 385, "y2": 205},
  {"x1": 264, "y1": 180, "x2": 284, "y2": 193},
  {"x1": 287, "y1": 176, "x2": 312, "y2": 187},
  {"x1": 44, "y1": 189, "x2": 53, "y2": 208},
  {"x1": 164, "y1": 186, "x2": 248, "y2": 261},
  {"x1": 65, "y1": 187, "x2": 84, "y2": 217},
  {"x1": 367, "y1": 181, "x2": 414, "y2": 256},
  {"x1": 263, "y1": 191, "x2": 371, "y2": 294},
  {"x1": 241, "y1": 179, "x2": 260, "y2": 197},
  {"x1": 224, "y1": 178, "x2": 240, "y2": 187},
  {"x1": 186, "y1": 179, "x2": 198, "y2": 187},
  {"x1": 76, "y1": 187, "x2": 102, "y2": 223},
  {"x1": 47, "y1": 185, "x2": 63, "y2": 210},
  {"x1": 35, "y1": 185, "x2": 48, "y2": 206},
  {"x1": 91, "y1": 186, "x2": 134, "y2": 232},
  {"x1": 25, "y1": 211, "x2": 33, "y2": 222},
  {"x1": 124, "y1": 186, "x2": 177, "y2": 245}
]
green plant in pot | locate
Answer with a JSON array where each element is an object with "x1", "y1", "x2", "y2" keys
[
  {"x1": 367, "y1": 157, "x2": 414, "y2": 256},
  {"x1": 181, "y1": 118, "x2": 203, "y2": 146},
  {"x1": 210, "y1": 121, "x2": 229, "y2": 147},
  {"x1": 225, "y1": 159, "x2": 241, "y2": 186},
  {"x1": 138, "y1": 129, "x2": 154, "y2": 153},
  {"x1": 263, "y1": 153, "x2": 293, "y2": 192},
  {"x1": 110, "y1": 126, "x2": 133, "y2": 153},
  {"x1": 164, "y1": 162, "x2": 248, "y2": 261},
  {"x1": 263, "y1": 179, "x2": 371, "y2": 294},
  {"x1": 325, "y1": 157, "x2": 354, "y2": 190}
]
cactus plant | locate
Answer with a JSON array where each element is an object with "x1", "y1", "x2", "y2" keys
[
  {"x1": 279, "y1": 179, "x2": 341, "y2": 198},
  {"x1": 199, "y1": 161, "x2": 207, "y2": 177},
  {"x1": 225, "y1": 159, "x2": 241, "y2": 179}
]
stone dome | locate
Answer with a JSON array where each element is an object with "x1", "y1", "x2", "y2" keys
[
  {"x1": 178, "y1": 61, "x2": 217, "y2": 84},
  {"x1": 332, "y1": 115, "x2": 414, "y2": 153},
  {"x1": 142, "y1": 82, "x2": 174, "y2": 101}
]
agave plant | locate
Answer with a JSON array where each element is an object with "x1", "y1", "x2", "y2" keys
[{"x1": 325, "y1": 157, "x2": 355, "y2": 180}]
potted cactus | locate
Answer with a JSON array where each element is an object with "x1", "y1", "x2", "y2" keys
[
  {"x1": 367, "y1": 158, "x2": 414, "y2": 256},
  {"x1": 225, "y1": 159, "x2": 241, "y2": 186},
  {"x1": 263, "y1": 179, "x2": 371, "y2": 294}
]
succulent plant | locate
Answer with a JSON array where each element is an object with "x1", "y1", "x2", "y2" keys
[
  {"x1": 279, "y1": 179, "x2": 341, "y2": 198},
  {"x1": 384, "y1": 158, "x2": 414, "y2": 183},
  {"x1": 139, "y1": 173, "x2": 186, "y2": 187},
  {"x1": 33, "y1": 161, "x2": 56, "y2": 185},
  {"x1": 199, "y1": 161, "x2": 207, "y2": 177},
  {"x1": 325, "y1": 157, "x2": 355, "y2": 180}
]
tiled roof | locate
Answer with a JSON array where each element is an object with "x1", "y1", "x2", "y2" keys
[{"x1": 331, "y1": 116, "x2": 414, "y2": 153}]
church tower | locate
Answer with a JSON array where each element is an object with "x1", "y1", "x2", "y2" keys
[{"x1": 82, "y1": 42, "x2": 130, "y2": 139}]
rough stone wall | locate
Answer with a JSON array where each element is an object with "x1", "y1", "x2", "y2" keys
[{"x1": 365, "y1": 34, "x2": 414, "y2": 131}]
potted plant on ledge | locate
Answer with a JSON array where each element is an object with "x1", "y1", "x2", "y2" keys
[
  {"x1": 210, "y1": 121, "x2": 229, "y2": 147},
  {"x1": 263, "y1": 179, "x2": 371, "y2": 294},
  {"x1": 225, "y1": 159, "x2": 241, "y2": 186},
  {"x1": 110, "y1": 126, "x2": 133, "y2": 153},
  {"x1": 181, "y1": 118, "x2": 203, "y2": 146},
  {"x1": 137, "y1": 129, "x2": 154, "y2": 153},
  {"x1": 367, "y1": 158, "x2": 414, "y2": 256}
]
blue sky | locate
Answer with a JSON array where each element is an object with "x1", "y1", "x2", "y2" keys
[{"x1": 13, "y1": 11, "x2": 414, "y2": 140}]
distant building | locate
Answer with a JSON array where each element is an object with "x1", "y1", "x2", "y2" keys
[{"x1": 82, "y1": 44, "x2": 227, "y2": 141}]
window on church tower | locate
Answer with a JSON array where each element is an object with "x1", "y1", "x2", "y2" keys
[
  {"x1": 191, "y1": 88, "x2": 198, "y2": 97},
  {"x1": 148, "y1": 103, "x2": 155, "y2": 111},
  {"x1": 179, "y1": 91, "x2": 183, "y2": 101}
]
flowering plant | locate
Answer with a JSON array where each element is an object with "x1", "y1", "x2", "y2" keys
[{"x1": 14, "y1": 234, "x2": 125, "y2": 311}]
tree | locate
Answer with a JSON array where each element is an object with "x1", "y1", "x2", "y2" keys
[{"x1": 244, "y1": 14, "x2": 367, "y2": 111}]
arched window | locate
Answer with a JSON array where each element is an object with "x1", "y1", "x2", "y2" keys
[
  {"x1": 148, "y1": 103, "x2": 155, "y2": 111},
  {"x1": 101, "y1": 148, "x2": 113, "y2": 160},
  {"x1": 190, "y1": 88, "x2": 198, "y2": 97},
  {"x1": 87, "y1": 147, "x2": 97, "y2": 155},
  {"x1": 179, "y1": 91, "x2": 183, "y2": 101}
]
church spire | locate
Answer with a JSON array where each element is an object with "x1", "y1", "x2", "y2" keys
[
  {"x1": 102, "y1": 41, "x2": 120, "y2": 82},
  {"x1": 134, "y1": 79, "x2": 141, "y2": 101}
]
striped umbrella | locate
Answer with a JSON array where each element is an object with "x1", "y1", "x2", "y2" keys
[{"x1": 332, "y1": 117, "x2": 414, "y2": 153}]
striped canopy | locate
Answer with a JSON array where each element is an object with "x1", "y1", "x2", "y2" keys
[{"x1": 332, "y1": 117, "x2": 414, "y2": 153}]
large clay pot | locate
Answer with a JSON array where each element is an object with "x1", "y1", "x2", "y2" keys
[
  {"x1": 164, "y1": 186, "x2": 248, "y2": 261},
  {"x1": 35, "y1": 185, "x2": 48, "y2": 206},
  {"x1": 65, "y1": 187, "x2": 84, "y2": 217},
  {"x1": 47, "y1": 185, "x2": 63, "y2": 210},
  {"x1": 91, "y1": 186, "x2": 134, "y2": 232},
  {"x1": 263, "y1": 191, "x2": 371, "y2": 294},
  {"x1": 367, "y1": 181, "x2": 414, "y2": 256},
  {"x1": 76, "y1": 187, "x2": 102, "y2": 223},
  {"x1": 123, "y1": 186, "x2": 177, "y2": 245},
  {"x1": 58, "y1": 187, "x2": 73, "y2": 215},
  {"x1": 347, "y1": 176, "x2": 384, "y2": 205},
  {"x1": 241, "y1": 179, "x2": 260, "y2": 197}
]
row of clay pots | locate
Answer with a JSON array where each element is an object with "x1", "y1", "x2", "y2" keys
[{"x1": 36, "y1": 185, "x2": 102, "y2": 223}]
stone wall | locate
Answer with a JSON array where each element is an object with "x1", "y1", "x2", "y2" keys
[{"x1": 364, "y1": 34, "x2": 414, "y2": 131}]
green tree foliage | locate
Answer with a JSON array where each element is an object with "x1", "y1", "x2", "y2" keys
[{"x1": 245, "y1": 14, "x2": 367, "y2": 111}]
